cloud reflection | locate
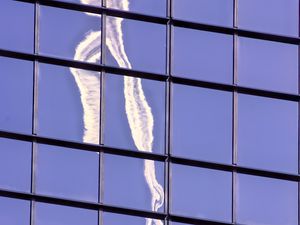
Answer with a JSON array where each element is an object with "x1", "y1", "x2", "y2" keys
[{"x1": 69, "y1": 1, "x2": 164, "y2": 224}]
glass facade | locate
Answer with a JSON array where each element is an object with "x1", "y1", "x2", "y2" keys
[{"x1": 0, "y1": 1, "x2": 299, "y2": 225}]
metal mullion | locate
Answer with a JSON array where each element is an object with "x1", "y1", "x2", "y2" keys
[{"x1": 298, "y1": 1, "x2": 300, "y2": 224}]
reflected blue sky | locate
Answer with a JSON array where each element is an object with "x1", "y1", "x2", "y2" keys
[
  {"x1": 174, "y1": 0, "x2": 233, "y2": 27},
  {"x1": 0, "y1": 57, "x2": 33, "y2": 134},
  {"x1": 0, "y1": 138, "x2": 31, "y2": 192}
]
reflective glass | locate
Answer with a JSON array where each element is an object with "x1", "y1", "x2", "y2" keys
[
  {"x1": 104, "y1": 154, "x2": 164, "y2": 212},
  {"x1": 0, "y1": 138, "x2": 31, "y2": 192},
  {"x1": 0, "y1": 57, "x2": 33, "y2": 133},
  {"x1": 103, "y1": 212, "x2": 162, "y2": 225},
  {"x1": 107, "y1": 0, "x2": 166, "y2": 17},
  {"x1": 35, "y1": 202, "x2": 98, "y2": 225},
  {"x1": 0, "y1": 197, "x2": 30, "y2": 225},
  {"x1": 173, "y1": 84, "x2": 232, "y2": 163},
  {"x1": 63, "y1": 0, "x2": 101, "y2": 6},
  {"x1": 37, "y1": 63, "x2": 100, "y2": 144},
  {"x1": 173, "y1": 0, "x2": 233, "y2": 27},
  {"x1": 106, "y1": 16, "x2": 166, "y2": 74},
  {"x1": 0, "y1": 1, "x2": 34, "y2": 52},
  {"x1": 39, "y1": 5, "x2": 101, "y2": 63},
  {"x1": 238, "y1": 0, "x2": 299, "y2": 36},
  {"x1": 103, "y1": 74, "x2": 165, "y2": 154},
  {"x1": 172, "y1": 164, "x2": 232, "y2": 222},
  {"x1": 36, "y1": 144, "x2": 99, "y2": 202},
  {"x1": 238, "y1": 94, "x2": 298, "y2": 173},
  {"x1": 173, "y1": 27, "x2": 233, "y2": 83},
  {"x1": 237, "y1": 174, "x2": 298, "y2": 225},
  {"x1": 238, "y1": 37, "x2": 298, "y2": 93}
]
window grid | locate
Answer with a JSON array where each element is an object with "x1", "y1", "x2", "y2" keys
[{"x1": 0, "y1": 0, "x2": 299, "y2": 225}]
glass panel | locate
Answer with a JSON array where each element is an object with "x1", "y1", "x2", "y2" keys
[
  {"x1": 172, "y1": 164, "x2": 232, "y2": 222},
  {"x1": 237, "y1": 174, "x2": 298, "y2": 225},
  {"x1": 36, "y1": 144, "x2": 99, "y2": 202},
  {"x1": 35, "y1": 202, "x2": 98, "y2": 225},
  {"x1": 106, "y1": 16, "x2": 166, "y2": 74},
  {"x1": 173, "y1": 0, "x2": 233, "y2": 27},
  {"x1": 37, "y1": 63, "x2": 100, "y2": 144},
  {"x1": 0, "y1": 197, "x2": 30, "y2": 225},
  {"x1": 172, "y1": 84, "x2": 232, "y2": 164},
  {"x1": 0, "y1": 1, "x2": 34, "y2": 53},
  {"x1": 103, "y1": 74, "x2": 165, "y2": 154},
  {"x1": 103, "y1": 154, "x2": 164, "y2": 212},
  {"x1": 238, "y1": 37, "x2": 298, "y2": 93},
  {"x1": 173, "y1": 27, "x2": 233, "y2": 83},
  {"x1": 0, "y1": 57, "x2": 33, "y2": 133},
  {"x1": 63, "y1": 0, "x2": 101, "y2": 6},
  {"x1": 238, "y1": 94, "x2": 298, "y2": 173},
  {"x1": 39, "y1": 5, "x2": 101, "y2": 63},
  {"x1": 0, "y1": 138, "x2": 31, "y2": 192},
  {"x1": 238, "y1": 0, "x2": 299, "y2": 36},
  {"x1": 103, "y1": 212, "x2": 163, "y2": 225},
  {"x1": 107, "y1": 0, "x2": 166, "y2": 17}
]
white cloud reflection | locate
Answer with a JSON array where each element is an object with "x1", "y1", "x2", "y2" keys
[{"x1": 69, "y1": 1, "x2": 164, "y2": 224}]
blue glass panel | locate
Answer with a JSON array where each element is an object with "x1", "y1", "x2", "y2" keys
[
  {"x1": 107, "y1": 0, "x2": 166, "y2": 17},
  {"x1": 106, "y1": 17, "x2": 166, "y2": 74},
  {"x1": 62, "y1": 0, "x2": 101, "y2": 6},
  {"x1": 37, "y1": 63, "x2": 100, "y2": 144},
  {"x1": 238, "y1": 94, "x2": 298, "y2": 173},
  {"x1": 174, "y1": 0, "x2": 233, "y2": 27},
  {"x1": 173, "y1": 27, "x2": 233, "y2": 83},
  {"x1": 103, "y1": 74, "x2": 165, "y2": 154},
  {"x1": 103, "y1": 212, "x2": 162, "y2": 225},
  {"x1": 104, "y1": 154, "x2": 164, "y2": 212},
  {"x1": 0, "y1": 138, "x2": 31, "y2": 192},
  {"x1": 237, "y1": 174, "x2": 298, "y2": 225},
  {"x1": 0, "y1": 197, "x2": 30, "y2": 225},
  {"x1": 39, "y1": 5, "x2": 101, "y2": 62},
  {"x1": 36, "y1": 144, "x2": 99, "y2": 202},
  {"x1": 238, "y1": 37, "x2": 298, "y2": 93},
  {"x1": 172, "y1": 164, "x2": 232, "y2": 222},
  {"x1": 36, "y1": 202, "x2": 98, "y2": 225},
  {"x1": 173, "y1": 84, "x2": 232, "y2": 164},
  {"x1": 238, "y1": 0, "x2": 299, "y2": 36},
  {"x1": 0, "y1": 1, "x2": 34, "y2": 52},
  {"x1": 0, "y1": 57, "x2": 33, "y2": 133}
]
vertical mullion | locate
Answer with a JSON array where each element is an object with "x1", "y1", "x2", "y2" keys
[
  {"x1": 232, "y1": 0, "x2": 238, "y2": 224},
  {"x1": 298, "y1": 1, "x2": 300, "y2": 225},
  {"x1": 99, "y1": 0, "x2": 106, "y2": 224},
  {"x1": 31, "y1": 1, "x2": 39, "y2": 225},
  {"x1": 165, "y1": 0, "x2": 172, "y2": 224}
]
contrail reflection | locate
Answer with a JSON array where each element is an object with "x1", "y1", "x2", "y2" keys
[{"x1": 70, "y1": 1, "x2": 164, "y2": 224}]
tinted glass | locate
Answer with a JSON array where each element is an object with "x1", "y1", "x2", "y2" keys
[
  {"x1": 36, "y1": 144, "x2": 99, "y2": 202},
  {"x1": 103, "y1": 212, "x2": 162, "y2": 225},
  {"x1": 0, "y1": 57, "x2": 33, "y2": 133},
  {"x1": 107, "y1": 0, "x2": 166, "y2": 17},
  {"x1": 238, "y1": 94, "x2": 298, "y2": 173},
  {"x1": 104, "y1": 154, "x2": 164, "y2": 212},
  {"x1": 103, "y1": 74, "x2": 165, "y2": 154},
  {"x1": 173, "y1": 27, "x2": 233, "y2": 83},
  {"x1": 63, "y1": 0, "x2": 101, "y2": 6},
  {"x1": 172, "y1": 164, "x2": 232, "y2": 222},
  {"x1": 35, "y1": 202, "x2": 98, "y2": 225},
  {"x1": 0, "y1": 138, "x2": 31, "y2": 192},
  {"x1": 39, "y1": 5, "x2": 101, "y2": 63},
  {"x1": 173, "y1": 0, "x2": 233, "y2": 27},
  {"x1": 238, "y1": 0, "x2": 299, "y2": 36},
  {"x1": 237, "y1": 174, "x2": 298, "y2": 225},
  {"x1": 106, "y1": 16, "x2": 166, "y2": 74},
  {"x1": 173, "y1": 84, "x2": 232, "y2": 163},
  {"x1": 238, "y1": 37, "x2": 298, "y2": 93},
  {"x1": 0, "y1": 1, "x2": 34, "y2": 52},
  {"x1": 37, "y1": 63, "x2": 100, "y2": 144},
  {"x1": 0, "y1": 197, "x2": 30, "y2": 225}
]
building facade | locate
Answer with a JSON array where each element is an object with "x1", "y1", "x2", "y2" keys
[{"x1": 0, "y1": 0, "x2": 299, "y2": 225}]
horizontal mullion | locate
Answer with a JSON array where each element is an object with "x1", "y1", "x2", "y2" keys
[
  {"x1": 169, "y1": 214, "x2": 234, "y2": 225},
  {"x1": 15, "y1": 0, "x2": 300, "y2": 44},
  {"x1": 0, "y1": 130, "x2": 299, "y2": 181}
]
